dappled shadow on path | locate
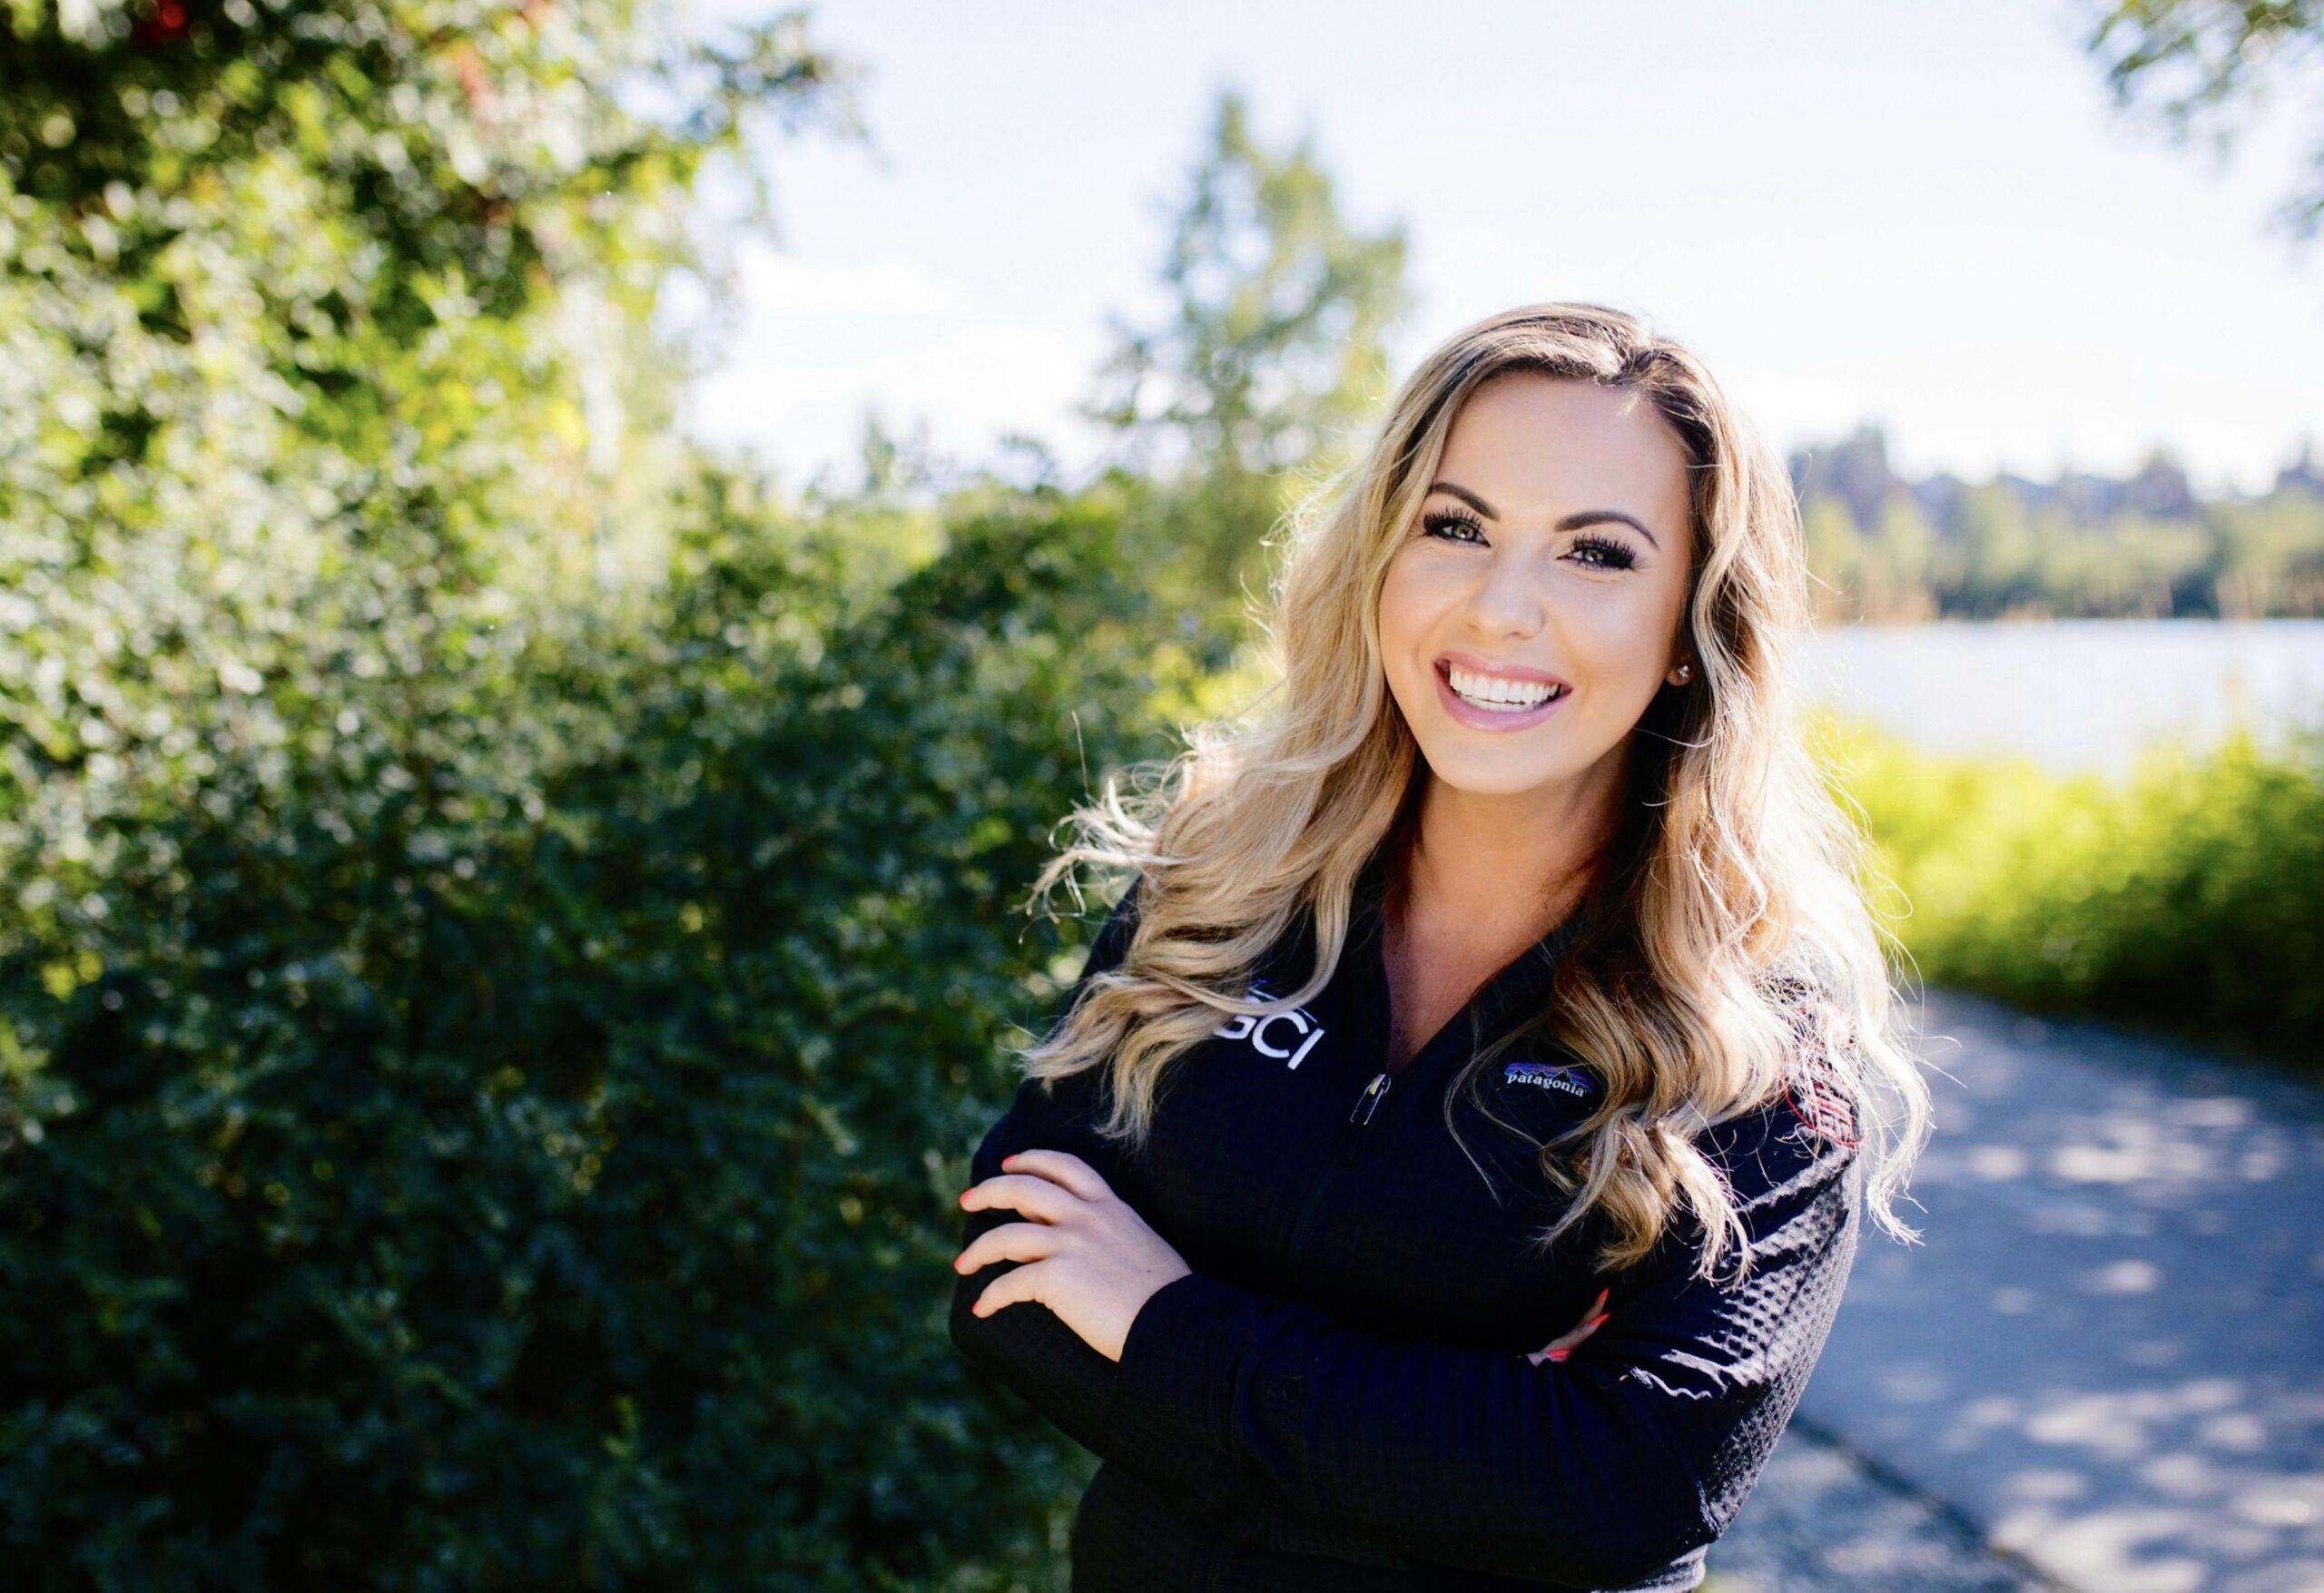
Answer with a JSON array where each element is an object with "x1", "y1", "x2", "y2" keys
[{"x1": 1801, "y1": 988, "x2": 2324, "y2": 1593}]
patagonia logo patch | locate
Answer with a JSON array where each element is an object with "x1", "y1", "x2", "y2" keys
[{"x1": 1502, "y1": 1059, "x2": 1597, "y2": 1100}]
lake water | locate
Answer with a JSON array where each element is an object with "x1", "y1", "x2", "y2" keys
[{"x1": 1790, "y1": 619, "x2": 2324, "y2": 779}]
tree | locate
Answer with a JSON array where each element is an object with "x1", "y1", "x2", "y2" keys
[
  {"x1": 1801, "y1": 496, "x2": 1866, "y2": 624},
  {"x1": 2083, "y1": 0, "x2": 2324, "y2": 257},
  {"x1": 1789, "y1": 426, "x2": 1900, "y2": 536},
  {"x1": 1956, "y1": 481, "x2": 2043, "y2": 616},
  {"x1": 1862, "y1": 492, "x2": 1943, "y2": 623},
  {"x1": 0, "y1": 4, "x2": 918, "y2": 1584},
  {"x1": 0, "y1": 0, "x2": 862, "y2": 602},
  {"x1": 1087, "y1": 86, "x2": 1411, "y2": 608}
]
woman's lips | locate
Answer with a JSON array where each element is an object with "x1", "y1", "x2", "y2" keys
[{"x1": 1433, "y1": 661, "x2": 1571, "y2": 733}]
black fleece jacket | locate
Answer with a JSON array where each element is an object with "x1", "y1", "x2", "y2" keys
[{"x1": 949, "y1": 861, "x2": 1866, "y2": 1591}]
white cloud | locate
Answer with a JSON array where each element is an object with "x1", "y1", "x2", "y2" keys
[
  {"x1": 675, "y1": 241, "x2": 1112, "y2": 484},
  {"x1": 731, "y1": 247, "x2": 970, "y2": 319},
  {"x1": 1724, "y1": 369, "x2": 1876, "y2": 457}
]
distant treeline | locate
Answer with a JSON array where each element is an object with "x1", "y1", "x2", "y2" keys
[{"x1": 1791, "y1": 428, "x2": 2324, "y2": 622}]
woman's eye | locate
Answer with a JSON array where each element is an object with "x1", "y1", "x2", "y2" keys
[
  {"x1": 1421, "y1": 510, "x2": 1484, "y2": 545},
  {"x1": 1420, "y1": 512, "x2": 1637, "y2": 571},
  {"x1": 1569, "y1": 536, "x2": 1638, "y2": 572}
]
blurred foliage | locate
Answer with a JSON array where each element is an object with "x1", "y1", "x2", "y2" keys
[
  {"x1": 1794, "y1": 429, "x2": 2324, "y2": 624},
  {"x1": 1087, "y1": 84, "x2": 1410, "y2": 616},
  {"x1": 1, "y1": 461, "x2": 1182, "y2": 1588},
  {"x1": 1817, "y1": 712, "x2": 2324, "y2": 1072},
  {"x1": 0, "y1": 1, "x2": 1187, "y2": 1587},
  {"x1": 2081, "y1": 0, "x2": 2324, "y2": 254},
  {"x1": 0, "y1": 0, "x2": 860, "y2": 605}
]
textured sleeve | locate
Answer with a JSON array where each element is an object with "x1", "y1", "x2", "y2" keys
[
  {"x1": 1112, "y1": 1097, "x2": 1867, "y2": 1588},
  {"x1": 948, "y1": 876, "x2": 1252, "y2": 1525}
]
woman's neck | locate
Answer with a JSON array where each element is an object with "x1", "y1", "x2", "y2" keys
[{"x1": 1393, "y1": 762, "x2": 1620, "y2": 959}]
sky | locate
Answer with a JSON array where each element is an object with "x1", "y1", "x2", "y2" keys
[{"x1": 667, "y1": 0, "x2": 2324, "y2": 499}]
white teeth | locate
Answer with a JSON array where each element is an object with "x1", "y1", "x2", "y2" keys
[{"x1": 1448, "y1": 664, "x2": 1562, "y2": 710}]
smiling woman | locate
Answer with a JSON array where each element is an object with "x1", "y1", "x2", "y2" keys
[
  {"x1": 1382, "y1": 378, "x2": 1696, "y2": 823},
  {"x1": 948, "y1": 302, "x2": 1934, "y2": 1592}
]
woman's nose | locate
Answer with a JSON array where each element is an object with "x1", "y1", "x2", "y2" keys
[{"x1": 1463, "y1": 555, "x2": 1548, "y2": 636}]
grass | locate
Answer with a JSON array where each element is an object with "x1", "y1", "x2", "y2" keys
[{"x1": 1813, "y1": 709, "x2": 2324, "y2": 1077}]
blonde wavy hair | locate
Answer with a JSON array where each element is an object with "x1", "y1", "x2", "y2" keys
[{"x1": 1019, "y1": 300, "x2": 1932, "y2": 1286}]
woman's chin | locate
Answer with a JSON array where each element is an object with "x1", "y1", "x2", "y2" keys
[{"x1": 1413, "y1": 746, "x2": 1575, "y2": 801}]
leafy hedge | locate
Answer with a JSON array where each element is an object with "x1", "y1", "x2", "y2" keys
[
  {"x1": 1817, "y1": 712, "x2": 2324, "y2": 1073},
  {"x1": 2, "y1": 2, "x2": 1248, "y2": 1583},
  {"x1": 0, "y1": 478, "x2": 1207, "y2": 1588}
]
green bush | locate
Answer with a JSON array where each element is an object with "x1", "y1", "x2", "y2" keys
[
  {"x1": 0, "y1": 5, "x2": 1263, "y2": 1583},
  {"x1": 1817, "y1": 712, "x2": 2324, "y2": 1071},
  {"x1": 0, "y1": 480, "x2": 1180, "y2": 1588}
]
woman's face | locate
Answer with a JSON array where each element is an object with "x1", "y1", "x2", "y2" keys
[{"x1": 1377, "y1": 374, "x2": 1696, "y2": 805}]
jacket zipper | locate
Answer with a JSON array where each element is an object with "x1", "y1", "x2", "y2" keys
[{"x1": 1276, "y1": 1070, "x2": 1393, "y2": 1276}]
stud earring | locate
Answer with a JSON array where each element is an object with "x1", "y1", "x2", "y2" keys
[{"x1": 1672, "y1": 663, "x2": 1693, "y2": 683}]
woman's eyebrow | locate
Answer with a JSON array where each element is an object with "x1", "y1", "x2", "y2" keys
[{"x1": 1426, "y1": 479, "x2": 1660, "y2": 549}]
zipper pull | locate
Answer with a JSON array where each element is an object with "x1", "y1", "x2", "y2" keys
[{"x1": 1348, "y1": 1072, "x2": 1391, "y2": 1126}]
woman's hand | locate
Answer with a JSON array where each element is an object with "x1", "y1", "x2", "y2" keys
[
  {"x1": 1526, "y1": 1285, "x2": 1610, "y2": 1366},
  {"x1": 954, "y1": 1147, "x2": 1193, "y2": 1363}
]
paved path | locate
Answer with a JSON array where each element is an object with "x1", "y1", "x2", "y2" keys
[
  {"x1": 1706, "y1": 1418, "x2": 2058, "y2": 1590},
  {"x1": 1784, "y1": 987, "x2": 2324, "y2": 1593}
]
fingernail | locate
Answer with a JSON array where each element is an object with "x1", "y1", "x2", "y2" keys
[
  {"x1": 1001, "y1": 1155, "x2": 1018, "y2": 1166},
  {"x1": 1586, "y1": 1314, "x2": 1609, "y2": 1329},
  {"x1": 958, "y1": 1189, "x2": 972, "y2": 1204},
  {"x1": 1548, "y1": 1348, "x2": 1569, "y2": 1362}
]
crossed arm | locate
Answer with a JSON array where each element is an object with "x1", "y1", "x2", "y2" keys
[
  {"x1": 947, "y1": 880, "x2": 1258, "y2": 1526},
  {"x1": 1099, "y1": 1136, "x2": 1862, "y2": 1588},
  {"x1": 948, "y1": 881, "x2": 1866, "y2": 1587},
  {"x1": 949, "y1": 1067, "x2": 1261, "y2": 1527}
]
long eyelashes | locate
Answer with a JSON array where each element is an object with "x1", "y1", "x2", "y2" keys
[{"x1": 1417, "y1": 507, "x2": 1640, "y2": 573}]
